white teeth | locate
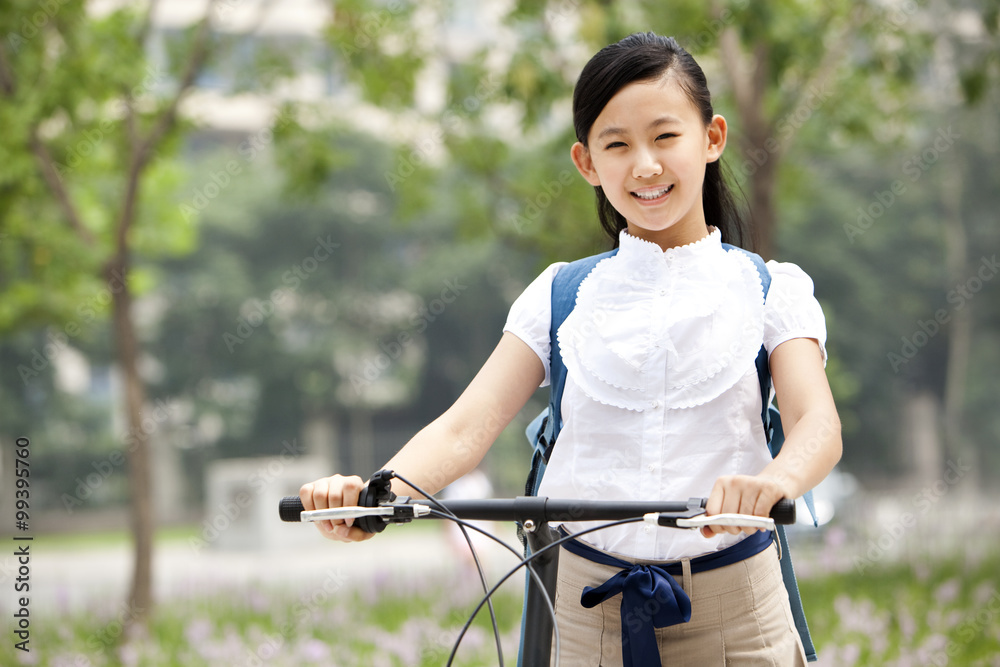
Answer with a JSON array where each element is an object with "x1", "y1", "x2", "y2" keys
[{"x1": 633, "y1": 185, "x2": 673, "y2": 200}]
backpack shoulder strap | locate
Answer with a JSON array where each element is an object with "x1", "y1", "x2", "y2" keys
[
  {"x1": 722, "y1": 245, "x2": 819, "y2": 520},
  {"x1": 721, "y1": 244, "x2": 773, "y2": 427},
  {"x1": 524, "y1": 249, "x2": 616, "y2": 496},
  {"x1": 722, "y1": 244, "x2": 819, "y2": 662},
  {"x1": 544, "y1": 249, "x2": 618, "y2": 451}
]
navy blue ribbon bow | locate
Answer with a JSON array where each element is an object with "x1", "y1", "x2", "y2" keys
[
  {"x1": 580, "y1": 563, "x2": 691, "y2": 667},
  {"x1": 563, "y1": 529, "x2": 773, "y2": 667}
]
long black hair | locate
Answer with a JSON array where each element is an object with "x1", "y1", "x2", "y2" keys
[{"x1": 572, "y1": 32, "x2": 752, "y2": 250}]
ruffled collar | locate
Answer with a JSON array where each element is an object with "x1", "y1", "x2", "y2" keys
[
  {"x1": 618, "y1": 227, "x2": 724, "y2": 266},
  {"x1": 556, "y1": 228, "x2": 765, "y2": 411}
]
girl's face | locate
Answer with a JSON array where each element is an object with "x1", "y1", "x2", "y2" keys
[{"x1": 571, "y1": 75, "x2": 727, "y2": 250}]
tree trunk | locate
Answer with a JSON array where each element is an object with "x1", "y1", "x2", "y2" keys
[
  {"x1": 903, "y1": 388, "x2": 942, "y2": 486},
  {"x1": 108, "y1": 258, "x2": 154, "y2": 630},
  {"x1": 941, "y1": 157, "x2": 974, "y2": 482},
  {"x1": 747, "y1": 142, "x2": 778, "y2": 259},
  {"x1": 350, "y1": 408, "x2": 375, "y2": 476}
]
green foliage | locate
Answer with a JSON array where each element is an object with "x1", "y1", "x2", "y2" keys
[
  {"x1": 0, "y1": 572, "x2": 524, "y2": 666},
  {"x1": 0, "y1": 539, "x2": 996, "y2": 666},
  {"x1": 801, "y1": 550, "x2": 1000, "y2": 665},
  {"x1": 310, "y1": 0, "x2": 1000, "y2": 481},
  {"x1": 0, "y1": 2, "x2": 197, "y2": 334},
  {"x1": 2, "y1": 0, "x2": 999, "y2": 522}
]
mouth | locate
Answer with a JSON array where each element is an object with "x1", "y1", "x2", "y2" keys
[{"x1": 630, "y1": 184, "x2": 674, "y2": 202}]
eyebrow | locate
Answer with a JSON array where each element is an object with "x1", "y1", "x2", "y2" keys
[{"x1": 596, "y1": 115, "x2": 683, "y2": 140}]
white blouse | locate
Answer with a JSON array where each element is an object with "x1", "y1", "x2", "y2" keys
[{"x1": 503, "y1": 229, "x2": 827, "y2": 561}]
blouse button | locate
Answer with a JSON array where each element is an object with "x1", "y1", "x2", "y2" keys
[
  {"x1": 647, "y1": 463, "x2": 656, "y2": 472},
  {"x1": 659, "y1": 289, "x2": 667, "y2": 296},
  {"x1": 644, "y1": 524, "x2": 654, "y2": 534},
  {"x1": 651, "y1": 400, "x2": 660, "y2": 409}
]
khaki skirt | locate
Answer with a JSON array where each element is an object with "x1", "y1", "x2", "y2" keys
[{"x1": 549, "y1": 541, "x2": 807, "y2": 666}]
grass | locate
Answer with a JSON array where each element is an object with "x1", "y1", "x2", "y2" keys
[
  {"x1": 22, "y1": 524, "x2": 202, "y2": 552},
  {"x1": 800, "y1": 548, "x2": 1000, "y2": 666},
  {"x1": 2, "y1": 569, "x2": 525, "y2": 667},
  {"x1": 4, "y1": 547, "x2": 998, "y2": 666}
]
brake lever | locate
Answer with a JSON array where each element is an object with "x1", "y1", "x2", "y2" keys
[
  {"x1": 643, "y1": 512, "x2": 776, "y2": 532},
  {"x1": 301, "y1": 501, "x2": 431, "y2": 524}
]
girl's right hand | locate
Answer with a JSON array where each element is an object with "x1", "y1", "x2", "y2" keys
[{"x1": 299, "y1": 474, "x2": 376, "y2": 543}]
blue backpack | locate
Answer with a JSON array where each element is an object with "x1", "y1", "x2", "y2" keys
[{"x1": 524, "y1": 244, "x2": 819, "y2": 662}]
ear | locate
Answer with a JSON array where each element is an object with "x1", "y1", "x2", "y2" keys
[
  {"x1": 570, "y1": 141, "x2": 601, "y2": 186},
  {"x1": 706, "y1": 114, "x2": 728, "y2": 164}
]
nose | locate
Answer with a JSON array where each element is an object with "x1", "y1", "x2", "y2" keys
[{"x1": 632, "y1": 147, "x2": 662, "y2": 179}]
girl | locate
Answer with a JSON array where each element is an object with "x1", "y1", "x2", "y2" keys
[{"x1": 301, "y1": 32, "x2": 841, "y2": 666}]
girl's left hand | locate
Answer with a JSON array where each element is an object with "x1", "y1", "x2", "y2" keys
[{"x1": 700, "y1": 474, "x2": 790, "y2": 538}]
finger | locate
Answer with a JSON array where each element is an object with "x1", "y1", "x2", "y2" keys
[
  {"x1": 718, "y1": 478, "x2": 745, "y2": 536},
  {"x1": 340, "y1": 475, "x2": 365, "y2": 529},
  {"x1": 738, "y1": 487, "x2": 763, "y2": 535},
  {"x1": 702, "y1": 479, "x2": 727, "y2": 538},
  {"x1": 752, "y1": 487, "x2": 782, "y2": 534},
  {"x1": 299, "y1": 482, "x2": 316, "y2": 511},
  {"x1": 300, "y1": 479, "x2": 334, "y2": 536},
  {"x1": 313, "y1": 476, "x2": 356, "y2": 539},
  {"x1": 310, "y1": 477, "x2": 341, "y2": 538},
  {"x1": 344, "y1": 524, "x2": 376, "y2": 542},
  {"x1": 704, "y1": 478, "x2": 725, "y2": 517}
]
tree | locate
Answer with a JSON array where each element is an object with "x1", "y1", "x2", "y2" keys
[
  {"x1": 309, "y1": 0, "x2": 1000, "y2": 482},
  {"x1": 317, "y1": 0, "x2": 931, "y2": 259},
  {"x1": 0, "y1": 0, "x2": 291, "y2": 630},
  {"x1": 151, "y1": 132, "x2": 541, "y2": 490}
]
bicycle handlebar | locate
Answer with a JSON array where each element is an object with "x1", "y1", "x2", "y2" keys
[
  {"x1": 280, "y1": 470, "x2": 797, "y2": 667},
  {"x1": 278, "y1": 494, "x2": 797, "y2": 530}
]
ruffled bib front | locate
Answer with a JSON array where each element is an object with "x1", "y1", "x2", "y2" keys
[{"x1": 556, "y1": 229, "x2": 765, "y2": 411}]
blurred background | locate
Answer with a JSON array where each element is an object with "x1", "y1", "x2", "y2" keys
[{"x1": 1, "y1": 0, "x2": 998, "y2": 665}]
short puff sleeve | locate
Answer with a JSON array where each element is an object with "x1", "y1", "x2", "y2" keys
[
  {"x1": 502, "y1": 262, "x2": 566, "y2": 387},
  {"x1": 763, "y1": 261, "x2": 828, "y2": 364}
]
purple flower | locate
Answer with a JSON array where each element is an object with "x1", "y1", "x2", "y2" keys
[
  {"x1": 934, "y1": 578, "x2": 961, "y2": 605},
  {"x1": 296, "y1": 638, "x2": 331, "y2": 662},
  {"x1": 184, "y1": 617, "x2": 214, "y2": 645}
]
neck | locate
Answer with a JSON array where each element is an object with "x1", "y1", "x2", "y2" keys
[{"x1": 625, "y1": 220, "x2": 711, "y2": 252}]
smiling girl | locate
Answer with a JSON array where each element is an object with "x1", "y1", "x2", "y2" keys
[{"x1": 301, "y1": 32, "x2": 841, "y2": 666}]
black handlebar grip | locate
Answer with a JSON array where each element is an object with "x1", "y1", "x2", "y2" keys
[
  {"x1": 770, "y1": 498, "x2": 796, "y2": 525},
  {"x1": 279, "y1": 496, "x2": 305, "y2": 522}
]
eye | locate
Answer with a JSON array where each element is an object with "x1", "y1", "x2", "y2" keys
[
  {"x1": 604, "y1": 141, "x2": 627, "y2": 150},
  {"x1": 656, "y1": 133, "x2": 678, "y2": 141}
]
